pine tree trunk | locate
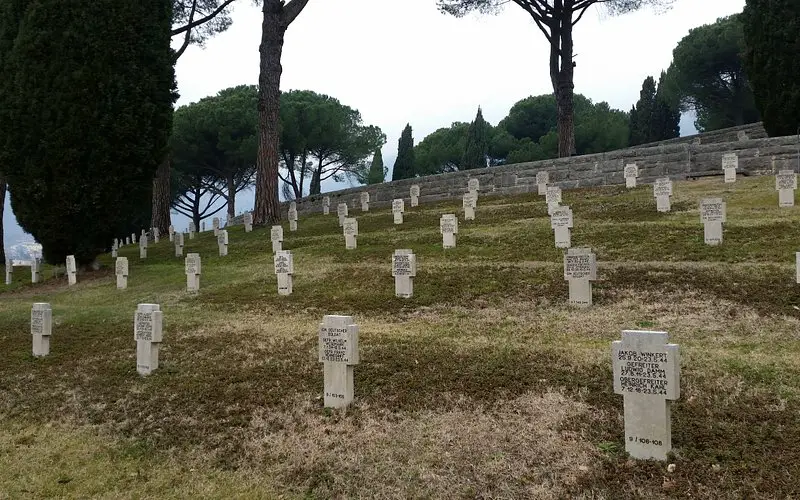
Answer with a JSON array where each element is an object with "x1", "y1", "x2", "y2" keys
[
  {"x1": 253, "y1": 4, "x2": 286, "y2": 226},
  {"x1": 0, "y1": 174, "x2": 6, "y2": 263},
  {"x1": 310, "y1": 159, "x2": 322, "y2": 195},
  {"x1": 151, "y1": 156, "x2": 172, "y2": 234},
  {"x1": 556, "y1": 10, "x2": 575, "y2": 158},
  {"x1": 227, "y1": 175, "x2": 236, "y2": 219}
]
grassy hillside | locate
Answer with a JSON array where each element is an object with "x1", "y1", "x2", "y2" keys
[{"x1": 1, "y1": 176, "x2": 799, "y2": 499}]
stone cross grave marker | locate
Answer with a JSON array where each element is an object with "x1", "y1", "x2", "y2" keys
[
  {"x1": 550, "y1": 205, "x2": 573, "y2": 249},
  {"x1": 343, "y1": 218, "x2": 358, "y2": 250},
  {"x1": 653, "y1": 178, "x2": 673, "y2": 212},
  {"x1": 31, "y1": 303, "x2": 53, "y2": 357},
  {"x1": 213, "y1": 217, "x2": 220, "y2": 236},
  {"x1": 5, "y1": 259, "x2": 12, "y2": 285},
  {"x1": 274, "y1": 250, "x2": 294, "y2": 295},
  {"x1": 546, "y1": 185, "x2": 562, "y2": 215},
  {"x1": 139, "y1": 234, "x2": 148, "y2": 259},
  {"x1": 392, "y1": 199, "x2": 405, "y2": 224},
  {"x1": 244, "y1": 211, "x2": 253, "y2": 232},
  {"x1": 699, "y1": 198, "x2": 726, "y2": 245},
  {"x1": 288, "y1": 205, "x2": 298, "y2": 232},
  {"x1": 468, "y1": 178, "x2": 479, "y2": 197},
  {"x1": 323, "y1": 196, "x2": 331, "y2": 215},
  {"x1": 271, "y1": 225, "x2": 284, "y2": 253},
  {"x1": 66, "y1": 255, "x2": 77, "y2": 286},
  {"x1": 131, "y1": 232, "x2": 137, "y2": 245},
  {"x1": 318, "y1": 315, "x2": 360, "y2": 409},
  {"x1": 154, "y1": 228, "x2": 160, "y2": 243},
  {"x1": 722, "y1": 152, "x2": 738, "y2": 183},
  {"x1": 360, "y1": 191, "x2": 370, "y2": 212},
  {"x1": 392, "y1": 249, "x2": 416, "y2": 298},
  {"x1": 111, "y1": 241, "x2": 118, "y2": 258},
  {"x1": 116, "y1": 257, "x2": 129, "y2": 290},
  {"x1": 612, "y1": 330, "x2": 680, "y2": 461},
  {"x1": 440, "y1": 214, "x2": 458, "y2": 249},
  {"x1": 189, "y1": 221, "x2": 196, "y2": 239},
  {"x1": 185, "y1": 253, "x2": 201, "y2": 292},
  {"x1": 536, "y1": 171, "x2": 549, "y2": 195},
  {"x1": 463, "y1": 192, "x2": 477, "y2": 221},
  {"x1": 624, "y1": 164, "x2": 639, "y2": 188},
  {"x1": 564, "y1": 247, "x2": 597, "y2": 307},
  {"x1": 776, "y1": 170, "x2": 797, "y2": 207},
  {"x1": 134, "y1": 303, "x2": 164, "y2": 376},
  {"x1": 31, "y1": 259, "x2": 40, "y2": 284},
  {"x1": 174, "y1": 232, "x2": 184, "y2": 257},
  {"x1": 169, "y1": 225, "x2": 175, "y2": 242},
  {"x1": 126, "y1": 237, "x2": 131, "y2": 246},
  {"x1": 337, "y1": 202, "x2": 348, "y2": 227},
  {"x1": 410, "y1": 184, "x2": 420, "y2": 207},
  {"x1": 218, "y1": 229, "x2": 229, "y2": 256}
]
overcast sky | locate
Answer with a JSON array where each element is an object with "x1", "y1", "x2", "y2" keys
[{"x1": 3, "y1": 0, "x2": 746, "y2": 247}]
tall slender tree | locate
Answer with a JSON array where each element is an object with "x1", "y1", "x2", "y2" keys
[
  {"x1": 438, "y1": 0, "x2": 673, "y2": 158},
  {"x1": 392, "y1": 125, "x2": 416, "y2": 181},
  {"x1": 252, "y1": 0, "x2": 310, "y2": 226},
  {"x1": 462, "y1": 107, "x2": 489, "y2": 169},
  {"x1": 368, "y1": 149, "x2": 387, "y2": 185}
]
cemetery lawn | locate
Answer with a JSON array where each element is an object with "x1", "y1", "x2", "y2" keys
[{"x1": 2, "y1": 175, "x2": 800, "y2": 499}]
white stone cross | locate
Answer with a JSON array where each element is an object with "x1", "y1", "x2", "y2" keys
[
  {"x1": 545, "y1": 185, "x2": 562, "y2": 215},
  {"x1": 66, "y1": 255, "x2": 77, "y2": 286},
  {"x1": 360, "y1": 191, "x2": 370, "y2": 212},
  {"x1": 217, "y1": 230, "x2": 229, "y2": 256},
  {"x1": 463, "y1": 192, "x2": 477, "y2": 221},
  {"x1": 288, "y1": 206, "x2": 298, "y2": 232},
  {"x1": 410, "y1": 184, "x2": 420, "y2": 207},
  {"x1": 4, "y1": 259, "x2": 11, "y2": 285},
  {"x1": 343, "y1": 218, "x2": 358, "y2": 250},
  {"x1": 185, "y1": 253, "x2": 201, "y2": 292},
  {"x1": 153, "y1": 227, "x2": 160, "y2": 243},
  {"x1": 536, "y1": 171, "x2": 549, "y2": 195},
  {"x1": 624, "y1": 164, "x2": 639, "y2": 188},
  {"x1": 174, "y1": 232, "x2": 184, "y2": 257},
  {"x1": 126, "y1": 237, "x2": 131, "y2": 246},
  {"x1": 116, "y1": 257, "x2": 129, "y2": 290},
  {"x1": 468, "y1": 178, "x2": 479, "y2": 197},
  {"x1": 169, "y1": 225, "x2": 175, "y2": 242},
  {"x1": 31, "y1": 303, "x2": 53, "y2": 357},
  {"x1": 550, "y1": 205, "x2": 573, "y2": 249},
  {"x1": 776, "y1": 170, "x2": 797, "y2": 207},
  {"x1": 563, "y1": 247, "x2": 597, "y2": 307},
  {"x1": 653, "y1": 178, "x2": 673, "y2": 212},
  {"x1": 134, "y1": 303, "x2": 164, "y2": 376},
  {"x1": 139, "y1": 234, "x2": 148, "y2": 259},
  {"x1": 212, "y1": 217, "x2": 220, "y2": 236},
  {"x1": 337, "y1": 202, "x2": 348, "y2": 226},
  {"x1": 392, "y1": 249, "x2": 416, "y2": 298},
  {"x1": 31, "y1": 259, "x2": 40, "y2": 284},
  {"x1": 131, "y1": 232, "x2": 137, "y2": 244},
  {"x1": 440, "y1": 214, "x2": 458, "y2": 249},
  {"x1": 244, "y1": 211, "x2": 253, "y2": 232},
  {"x1": 188, "y1": 221, "x2": 196, "y2": 239},
  {"x1": 274, "y1": 250, "x2": 294, "y2": 295},
  {"x1": 318, "y1": 315, "x2": 360, "y2": 409},
  {"x1": 392, "y1": 199, "x2": 405, "y2": 224},
  {"x1": 612, "y1": 330, "x2": 680, "y2": 461},
  {"x1": 111, "y1": 241, "x2": 117, "y2": 258},
  {"x1": 271, "y1": 225, "x2": 284, "y2": 253},
  {"x1": 323, "y1": 196, "x2": 331, "y2": 215},
  {"x1": 699, "y1": 198, "x2": 726, "y2": 245},
  {"x1": 722, "y1": 152, "x2": 738, "y2": 183}
]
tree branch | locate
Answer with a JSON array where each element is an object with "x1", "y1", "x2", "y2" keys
[
  {"x1": 283, "y1": 0, "x2": 310, "y2": 26},
  {"x1": 174, "y1": 0, "x2": 198, "y2": 60},
  {"x1": 171, "y1": 0, "x2": 238, "y2": 36}
]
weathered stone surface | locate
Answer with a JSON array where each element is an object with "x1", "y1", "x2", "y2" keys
[{"x1": 319, "y1": 315, "x2": 359, "y2": 409}]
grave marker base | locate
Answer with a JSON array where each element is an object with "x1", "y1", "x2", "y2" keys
[
  {"x1": 554, "y1": 226, "x2": 571, "y2": 249},
  {"x1": 779, "y1": 189, "x2": 795, "y2": 207},
  {"x1": 323, "y1": 362, "x2": 354, "y2": 409},
  {"x1": 656, "y1": 195, "x2": 671, "y2": 212},
  {"x1": 703, "y1": 221, "x2": 723, "y2": 245},
  {"x1": 277, "y1": 273, "x2": 293, "y2": 295},
  {"x1": 568, "y1": 279, "x2": 592, "y2": 307}
]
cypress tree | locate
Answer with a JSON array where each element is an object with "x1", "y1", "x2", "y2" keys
[
  {"x1": 462, "y1": 107, "x2": 489, "y2": 170},
  {"x1": 392, "y1": 124, "x2": 415, "y2": 181},
  {"x1": 654, "y1": 71, "x2": 680, "y2": 141},
  {"x1": 0, "y1": 0, "x2": 175, "y2": 264},
  {"x1": 629, "y1": 75, "x2": 679, "y2": 145},
  {"x1": 367, "y1": 149, "x2": 385, "y2": 184},
  {"x1": 742, "y1": 0, "x2": 800, "y2": 137}
]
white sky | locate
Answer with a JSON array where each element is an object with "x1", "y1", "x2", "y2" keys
[{"x1": 4, "y1": 0, "x2": 746, "y2": 246}]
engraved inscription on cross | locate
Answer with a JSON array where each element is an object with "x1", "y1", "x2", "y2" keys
[
  {"x1": 612, "y1": 330, "x2": 680, "y2": 461},
  {"x1": 337, "y1": 202, "x2": 348, "y2": 226},
  {"x1": 318, "y1": 315, "x2": 360, "y2": 409},
  {"x1": 462, "y1": 192, "x2": 477, "y2": 221},
  {"x1": 323, "y1": 196, "x2": 331, "y2": 215},
  {"x1": 550, "y1": 205, "x2": 573, "y2": 249},
  {"x1": 116, "y1": 257, "x2": 129, "y2": 290},
  {"x1": 360, "y1": 191, "x2": 370, "y2": 212},
  {"x1": 624, "y1": 164, "x2": 638, "y2": 189},
  {"x1": 410, "y1": 184, "x2": 420, "y2": 207},
  {"x1": 343, "y1": 218, "x2": 358, "y2": 250},
  {"x1": 722, "y1": 153, "x2": 738, "y2": 183},
  {"x1": 653, "y1": 178, "x2": 673, "y2": 212},
  {"x1": 545, "y1": 185, "x2": 562, "y2": 215},
  {"x1": 564, "y1": 247, "x2": 597, "y2": 307},
  {"x1": 699, "y1": 198, "x2": 726, "y2": 245},
  {"x1": 776, "y1": 170, "x2": 797, "y2": 207},
  {"x1": 440, "y1": 214, "x2": 458, "y2": 249},
  {"x1": 174, "y1": 232, "x2": 184, "y2": 257},
  {"x1": 134, "y1": 304, "x2": 164, "y2": 376},
  {"x1": 392, "y1": 249, "x2": 417, "y2": 298},
  {"x1": 392, "y1": 199, "x2": 405, "y2": 224},
  {"x1": 185, "y1": 253, "x2": 201, "y2": 292},
  {"x1": 274, "y1": 250, "x2": 294, "y2": 295},
  {"x1": 31, "y1": 303, "x2": 53, "y2": 357},
  {"x1": 288, "y1": 203, "x2": 298, "y2": 232},
  {"x1": 536, "y1": 171, "x2": 549, "y2": 195},
  {"x1": 66, "y1": 255, "x2": 77, "y2": 286},
  {"x1": 271, "y1": 225, "x2": 284, "y2": 253}
]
